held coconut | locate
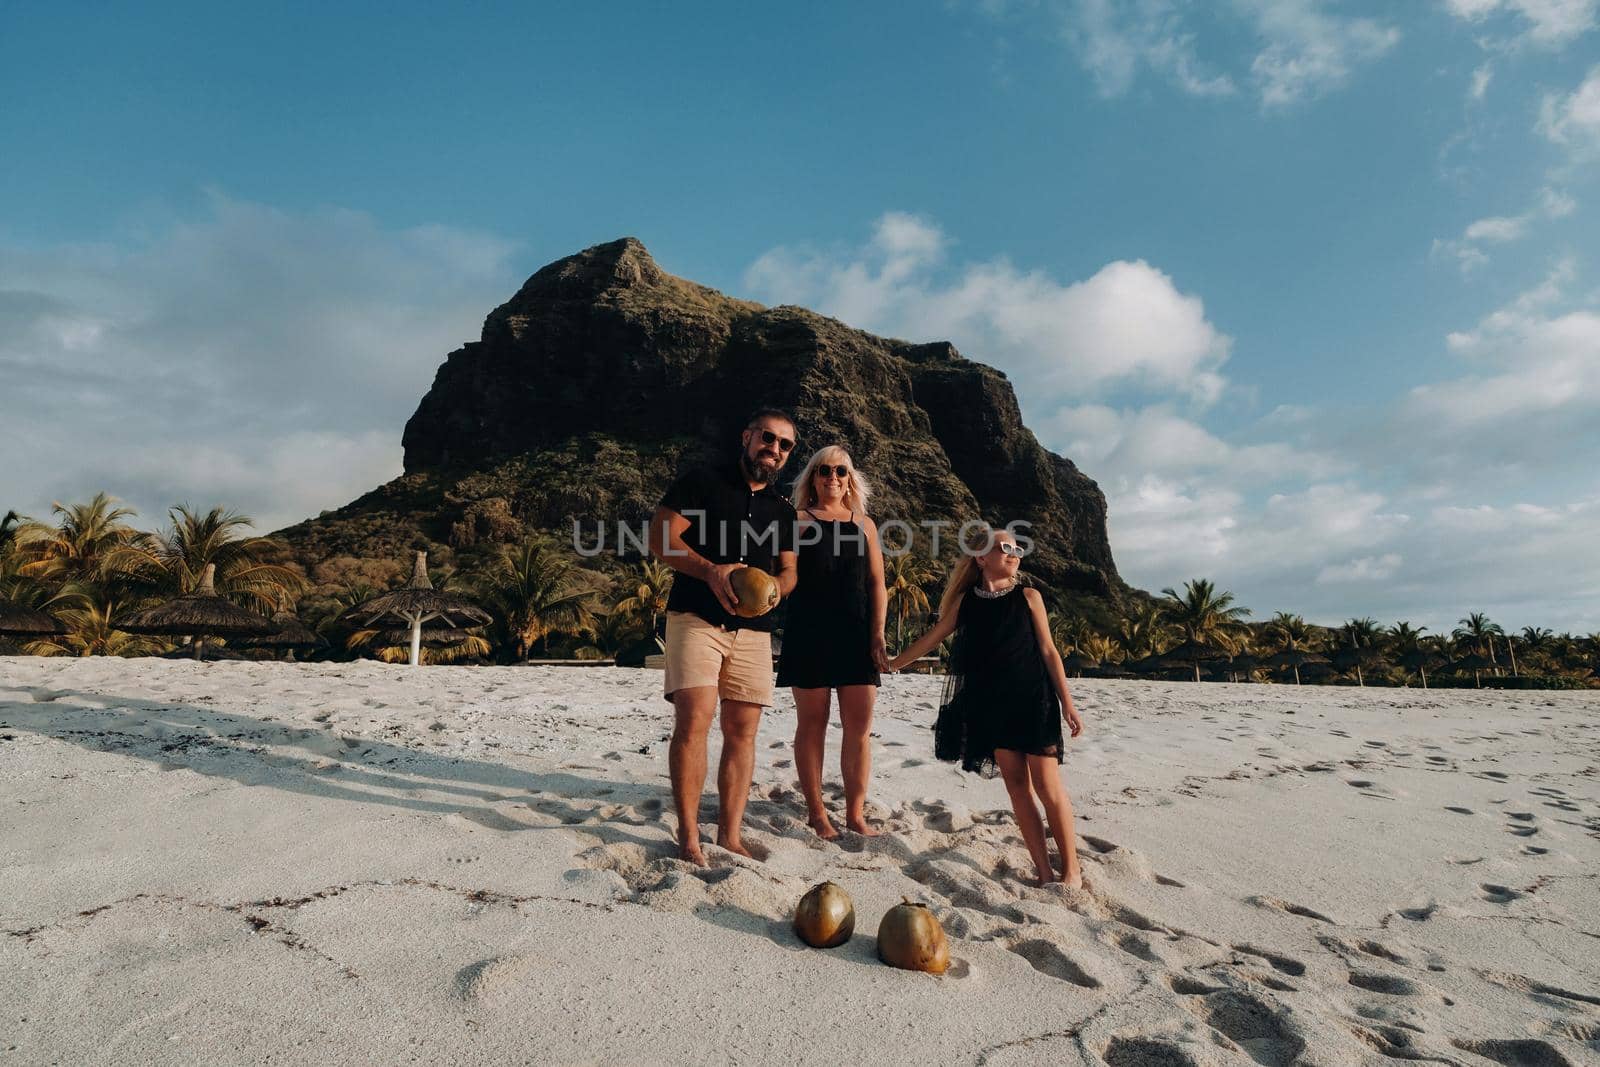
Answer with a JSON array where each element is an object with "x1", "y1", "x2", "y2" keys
[
  {"x1": 876, "y1": 899, "x2": 950, "y2": 974},
  {"x1": 793, "y1": 881, "x2": 855, "y2": 948},
  {"x1": 729, "y1": 566, "x2": 779, "y2": 618}
]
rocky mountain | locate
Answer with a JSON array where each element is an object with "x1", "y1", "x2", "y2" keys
[{"x1": 274, "y1": 238, "x2": 1122, "y2": 601}]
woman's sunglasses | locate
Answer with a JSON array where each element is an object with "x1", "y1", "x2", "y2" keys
[
  {"x1": 995, "y1": 542, "x2": 1026, "y2": 558},
  {"x1": 815, "y1": 464, "x2": 850, "y2": 479},
  {"x1": 757, "y1": 429, "x2": 796, "y2": 453}
]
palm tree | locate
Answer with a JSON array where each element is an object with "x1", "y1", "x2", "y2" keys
[
  {"x1": 14, "y1": 493, "x2": 148, "y2": 588},
  {"x1": 611, "y1": 558, "x2": 673, "y2": 646},
  {"x1": 884, "y1": 552, "x2": 938, "y2": 652},
  {"x1": 1158, "y1": 579, "x2": 1251, "y2": 646},
  {"x1": 1455, "y1": 612, "x2": 1507, "y2": 675},
  {"x1": 1115, "y1": 602, "x2": 1171, "y2": 659},
  {"x1": 24, "y1": 589, "x2": 168, "y2": 657},
  {"x1": 148, "y1": 506, "x2": 305, "y2": 611},
  {"x1": 480, "y1": 538, "x2": 599, "y2": 661},
  {"x1": 0, "y1": 510, "x2": 23, "y2": 555},
  {"x1": 1335, "y1": 617, "x2": 1386, "y2": 687},
  {"x1": 1080, "y1": 633, "x2": 1122, "y2": 665},
  {"x1": 1388, "y1": 621, "x2": 1435, "y2": 688}
]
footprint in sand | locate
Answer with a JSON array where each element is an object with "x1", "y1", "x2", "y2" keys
[
  {"x1": 1506, "y1": 825, "x2": 1540, "y2": 838},
  {"x1": 1232, "y1": 943, "x2": 1307, "y2": 977},
  {"x1": 1101, "y1": 1036, "x2": 1204, "y2": 1067},
  {"x1": 1183, "y1": 988, "x2": 1307, "y2": 1067},
  {"x1": 1425, "y1": 755, "x2": 1450, "y2": 765},
  {"x1": 1478, "y1": 883, "x2": 1523, "y2": 905},
  {"x1": 1445, "y1": 806, "x2": 1475, "y2": 815},
  {"x1": 1250, "y1": 895, "x2": 1338, "y2": 925},
  {"x1": 1005, "y1": 939, "x2": 1103, "y2": 988},
  {"x1": 1450, "y1": 1038, "x2": 1577, "y2": 1067}
]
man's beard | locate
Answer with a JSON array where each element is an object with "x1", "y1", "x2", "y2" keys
[{"x1": 740, "y1": 450, "x2": 779, "y2": 485}]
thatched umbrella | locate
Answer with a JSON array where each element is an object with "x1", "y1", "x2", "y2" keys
[
  {"x1": 1061, "y1": 651, "x2": 1100, "y2": 678},
  {"x1": 238, "y1": 607, "x2": 327, "y2": 660},
  {"x1": 1264, "y1": 649, "x2": 1328, "y2": 685},
  {"x1": 347, "y1": 551, "x2": 491, "y2": 666},
  {"x1": 1126, "y1": 654, "x2": 1168, "y2": 676},
  {"x1": 1160, "y1": 637, "x2": 1231, "y2": 682},
  {"x1": 1398, "y1": 649, "x2": 1441, "y2": 689},
  {"x1": 1090, "y1": 662, "x2": 1132, "y2": 679},
  {"x1": 117, "y1": 563, "x2": 274, "y2": 660},
  {"x1": 373, "y1": 626, "x2": 474, "y2": 650},
  {"x1": 1447, "y1": 652, "x2": 1496, "y2": 688},
  {"x1": 0, "y1": 601, "x2": 65, "y2": 639},
  {"x1": 1226, "y1": 654, "x2": 1261, "y2": 683}
]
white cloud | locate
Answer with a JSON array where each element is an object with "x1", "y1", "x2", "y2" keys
[
  {"x1": 1540, "y1": 64, "x2": 1600, "y2": 150},
  {"x1": 1316, "y1": 553, "x2": 1402, "y2": 584},
  {"x1": 745, "y1": 214, "x2": 1232, "y2": 404},
  {"x1": 1444, "y1": 0, "x2": 1598, "y2": 48},
  {"x1": 1237, "y1": 0, "x2": 1401, "y2": 109},
  {"x1": 982, "y1": 1, "x2": 1396, "y2": 107},
  {"x1": 1470, "y1": 62, "x2": 1494, "y2": 101},
  {"x1": 1408, "y1": 260, "x2": 1600, "y2": 436},
  {"x1": 0, "y1": 194, "x2": 518, "y2": 532},
  {"x1": 1432, "y1": 188, "x2": 1579, "y2": 272},
  {"x1": 1062, "y1": 0, "x2": 1237, "y2": 98}
]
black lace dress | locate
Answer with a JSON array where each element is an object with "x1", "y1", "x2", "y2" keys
[
  {"x1": 776, "y1": 515, "x2": 881, "y2": 689},
  {"x1": 935, "y1": 582, "x2": 1062, "y2": 775}
]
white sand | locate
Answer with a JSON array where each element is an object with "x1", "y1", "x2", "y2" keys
[{"x1": 2, "y1": 657, "x2": 1597, "y2": 1066}]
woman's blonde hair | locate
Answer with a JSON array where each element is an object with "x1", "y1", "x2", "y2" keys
[{"x1": 791, "y1": 445, "x2": 872, "y2": 515}]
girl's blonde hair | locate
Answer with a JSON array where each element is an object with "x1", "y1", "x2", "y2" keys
[
  {"x1": 936, "y1": 525, "x2": 1022, "y2": 620},
  {"x1": 791, "y1": 445, "x2": 872, "y2": 516}
]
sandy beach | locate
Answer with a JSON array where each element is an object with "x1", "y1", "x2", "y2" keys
[{"x1": 2, "y1": 658, "x2": 1597, "y2": 1065}]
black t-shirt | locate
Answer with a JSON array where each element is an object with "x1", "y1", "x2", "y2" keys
[{"x1": 659, "y1": 460, "x2": 796, "y2": 632}]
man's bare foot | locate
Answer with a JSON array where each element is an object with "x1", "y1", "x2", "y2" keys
[
  {"x1": 679, "y1": 841, "x2": 708, "y2": 867},
  {"x1": 845, "y1": 816, "x2": 880, "y2": 837},
  {"x1": 715, "y1": 835, "x2": 755, "y2": 859},
  {"x1": 808, "y1": 815, "x2": 840, "y2": 840}
]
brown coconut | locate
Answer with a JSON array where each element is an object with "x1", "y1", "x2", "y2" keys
[
  {"x1": 729, "y1": 566, "x2": 779, "y2": 618},
  {"x1": 793, "y1": 881, "x2": 855, "y2": 948},
  {"x1": 876, "y1": 899, "x2": 950, "y2": 974}
]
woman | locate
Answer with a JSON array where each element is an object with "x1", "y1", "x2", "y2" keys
[{"x1": 776, "y1": 445, "x2": 891, "y2": 838}]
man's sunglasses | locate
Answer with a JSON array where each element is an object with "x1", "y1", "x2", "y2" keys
[
  {"x1": 815, "y1": 464, "x2": 850, "y2": 479},
  {"x1": 756, "y1": 429, "x2": 796, "y2": 453}
]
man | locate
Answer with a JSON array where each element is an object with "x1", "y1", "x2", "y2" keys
[{"x1": 649, "y1": 409, "x2": 799, "y2": 865}]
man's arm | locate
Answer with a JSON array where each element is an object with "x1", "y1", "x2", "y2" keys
[
  {"x1": 649, "y1": 505, "x2": 740, "y2": 615},
  {"x1": 773, "y1": 548, "x2": 798, "y2": 598}
]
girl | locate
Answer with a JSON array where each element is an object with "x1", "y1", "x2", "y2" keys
[
  {"x1": 776, "y1": 446, "x2": 892, "y2": 838},
  {"x1": 889, "y1": 527, "x2": 1086, "y2": 887}
]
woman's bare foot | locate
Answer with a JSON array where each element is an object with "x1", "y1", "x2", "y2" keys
[
  {"x1": 845, "y1": 816, "x2": 880, "y2": 837},
  {"x1": 1059, "y1": 863, "x2": 1084, "y2": 890},
  {"x1": 679, "y1": 841, "x2": 708, "y2": 867},
  {"x1": 808, "y1": 814, "x2": 840, "y2": 840}
]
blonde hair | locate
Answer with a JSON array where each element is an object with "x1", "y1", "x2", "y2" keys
[
  {"x1": 936, "y1": 525, "x2": 1022, "y2": 620},
  {"x1": 791, "y1": 445, "x2": 872, "y2": 516}
]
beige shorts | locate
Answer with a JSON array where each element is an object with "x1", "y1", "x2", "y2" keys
[{"x1": 662, "y1": 610, "x2": 775, "y2": 707}]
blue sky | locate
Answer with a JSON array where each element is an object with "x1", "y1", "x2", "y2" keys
[{"x1": 3, "y1": 1, "x2": 1599, "y2": 633}]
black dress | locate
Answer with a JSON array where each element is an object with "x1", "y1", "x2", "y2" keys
[
  {"x1": 936, "y1": 582, "x2": 1062, "y2": 775},
  {"x1": 775, "y1": 514, "x2": 881, "y2": 689}
]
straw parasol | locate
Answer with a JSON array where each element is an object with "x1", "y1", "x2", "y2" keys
[
  {"x1": 1398, "y1": 649, "x2": 1441, "y2": 689},
  {"x1": 1160, "y1": 637, "x2": 1232, "y2": 682},
  {"x1": 116, "y1": 563, "x2": 274, "y2": 660},
  {"x1": 373, "y1": 626, "x2": 475, "y2": 650},
  {"x1": 346, "y1": 551, "x2": 491, "y2": 666},
  {"x1": 1090, "y1": 662, "x2": 1132, "y2": 678},
  {"x1": 238, "y1": 606, "x2": 327, "y2": 659},
  {"x1": 1447, "y1": 652, "x2": 1496, "y2": 688},
  {"x1": 1263, "y1": 649, "x2": 1328, "y2": 685},
  {"x1": 0, "y1": 601, "x2": 66, "y2": 638},
  {"x1": 1226, "y1": 654, "x2": 1261, "y2": 682},
  {"x1": 1126, "y1": 654, "x2": 1169, "y2": 676}
]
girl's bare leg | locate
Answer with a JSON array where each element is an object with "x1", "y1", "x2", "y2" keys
[
  {"x1": 995, "y1": 748, "x2": 1053, "y2": 883},
  {"x1": 837, "y1": 685, "x2": 878, "y2": 835},
  {"x1": 1027, "y1": 753, "x2": 1082, "y2": 888},
  {"x1": 792, "y1": 687, "x2": 837, "y2": 839}
]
